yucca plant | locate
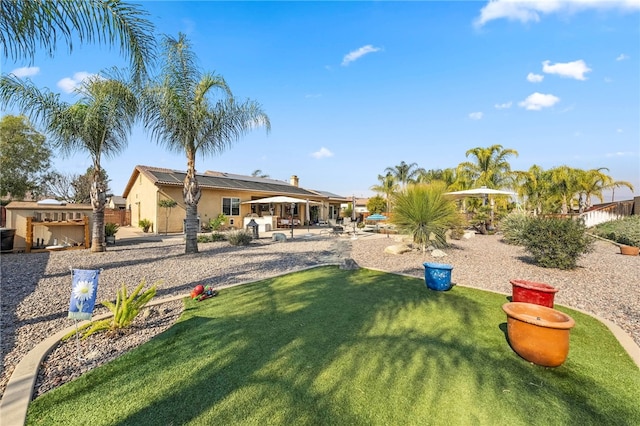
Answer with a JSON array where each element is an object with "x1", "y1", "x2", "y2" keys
[
  {"x1": 390, "y1": 182, "x2": 463, "y2": 252},
  {"x1": 65, "y1": 280, "x2": 158, "y2": 340}
]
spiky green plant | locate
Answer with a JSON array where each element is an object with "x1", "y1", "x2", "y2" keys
[
  {"x1": 390, "y1": 182, "x2": 462, "y2": 251},
  {"x1": 65, "y1": 280, "x2": 158, "y2": 340}
]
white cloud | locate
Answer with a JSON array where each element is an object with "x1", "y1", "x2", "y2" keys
[
  {"x1": 518, "y1": 92, "x2": 560, "y2": 110},
  {"x1": 311, "y1": 147, "x2": 334, "y2": 159},
  {"x1": 542, "y1": 60, "x2": 592, "y2": 80},
  {"x1": 616, "y1": 53, "x2": 629, "y2": 61},
  {"x1": 341, "y1": 45, "x2": 381, "y2": 66},
  {"x1": 57, "y1": 72, "x2": 94, "y2": 93},
  {"x1": 469, "y1": 112, "x2": 484, "y2": 120},
  {"x1": 10, "y1": 66, "x2": 40, "y2": 78},
  {"x1": 604, "y1": 77, "x2": 613, "y2": 83},
  {"x1": 616, "y1": 128, "x2": 623, "y2": 133},
  {"x1": 474, "y1": 0, "x2": 640, "y2": 28},
  {"x1": 527, "y1": 72, "x2": 544, "y2": 83},
  {"x1": 494, "y1": 101, "x2": 513, "y2": 109},
  {"x1": 605, "y1": 151, "x2": 635, "y2": 157}
]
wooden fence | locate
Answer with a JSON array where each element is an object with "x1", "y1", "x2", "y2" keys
[{"x1": 104, "y1": 208, "x2": 130, "y2": 226}]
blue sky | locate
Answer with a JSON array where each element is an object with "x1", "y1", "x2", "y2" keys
[{"x1": 3, "y1": 0, "x2": 639, "y2": 200}]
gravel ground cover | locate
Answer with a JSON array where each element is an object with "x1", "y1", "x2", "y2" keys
[{"x1": 1, "y1": 232, "x2": 638, "y2": 399}]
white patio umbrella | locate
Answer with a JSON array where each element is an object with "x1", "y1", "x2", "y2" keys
[{"x1": 242, "y1": 196, "x2": 321, "y2": 238}]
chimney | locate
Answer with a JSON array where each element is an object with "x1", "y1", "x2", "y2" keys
[{"x1": 290, "y1": 175, "x2": 299, "y2": 187}]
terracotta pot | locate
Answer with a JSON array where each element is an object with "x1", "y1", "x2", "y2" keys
[
  {"x1": 502, "y1": 302, "x2": 575, "y2": 367},
  {"x1": 510, "y1": 279, "x2": 558, "y2": 308},
  {"x1": 620, "y1": 245, "x2": 639, "y2": 256}
]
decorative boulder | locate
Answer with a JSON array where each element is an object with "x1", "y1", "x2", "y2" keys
[
  {"x1": 384, "y1": 244, "x2": 412, "y2": 255},
  {"x1": 272, "y1": 233, "x2": 287, "y2": 242},
  {"x1": 431, "y1": 249, "x2": 447, "y2": 258},
  {"x1": 340, "y1": 258, "x2": 359, "y2": 270}
]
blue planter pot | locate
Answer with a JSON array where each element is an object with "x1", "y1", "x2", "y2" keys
[{"x1": 423, "y1": 262, "x2": 454, "y2": 291}]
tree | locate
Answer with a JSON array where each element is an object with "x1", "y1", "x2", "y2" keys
[
  {"x1": 390, "y1": 182, "x2": 462, "y2": 251},
  {"x1": 385, "y1": 161, "x2": 423, "y2": 191},
  {"x1": 548, "y1": 165, "x2": 580, "y2": 214},
  {"x1": 44, "y1": 167, "x2": 111, "y2": 204},
  {"x1": 1, "y1": 0, "x2": 156, "y2": 81},
  {"x1": 416, "y1": 168, "x2": 458, "y2": 189},
  {"x1": 251, "y1": 169, "x2": 270, "y2": 178},
  {"x1": 514, "y1": 164, "x2": 547, "y2": 215},
  {"x1": 1, "y1": 71, "x2": 138, "y2": 252},
  {"x1": 366, "y1": 195, "x2": 387, "y2": 214},
  {"x1": 370, "y1": 172, "x2": 398, "y2": 213},
  {"x1": 0, "y1": 114, "x2": 52, "y2": 199},
  {"x1": 458, "y1": 144, "x2": 518, "y2": 189},
  {"x1": 159, "y1": 198, "x2": 178, "y2": 235},
  {"x1": 140, "y1": 33, "x2": 270, "y2": 254}
]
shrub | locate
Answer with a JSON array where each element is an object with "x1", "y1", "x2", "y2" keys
[
  {"x1": 521, "y1": 217, "x2": 594, "y2": 270},
  {"x1": 390, "y1": 182, "x2": 463, "y2": 251},
  {"x1": 227, "y1": 230, "x2": 252, "y2": 246},
  {"x1": 65, "y1": 280, "x2": 158, "y2": 340},
  {"x1": 197, "y1": 232, "x2": 226, "y2": 243},
  {"x1": 104, "y1": 222, "x2": 119, "y2": 237},
  {"x1": 500, "y1": 212, "x2": 532, "y2": 245},
  {"x1": 208, "y1": 213, "x2": 228, "y2": 232},
  {"x1": 138, "y1": 218, "x2": 152, "y2": 232},
  {"x1": 592, "y1": 216, "x2": 640, "y2": 247}
]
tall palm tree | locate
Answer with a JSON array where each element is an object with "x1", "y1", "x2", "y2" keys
[
  {"x1": 1, "y1": 0, "x2": 155, "y2": 80},
  {"x1": 140, "y1": 33, "x2": 270, "y2": 254},
  {"x1": 458, "y1": 144, "x2": 518, "y2": 189},
  {"x1": 1, "y1": 70, "x2": 139, "y2": 252},
  {"x1": 415, "y1": 168, "x2": 458, "y2": 189},
  {"x1": 370, "y1": 172, "x2": 398, "y2": 213},
  {"x1": 390, "y1": 182, "x2": 462, "y2": 251},
  {"x1": 385, "y1": 161, "x2": 422, "y2": 191}
]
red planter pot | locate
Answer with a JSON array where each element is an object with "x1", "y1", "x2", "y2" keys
[
  {"x1": 502, "y1": 302, "x2": 575, "y2": 367},
  {"x1": 510, "y1": 279, "x2": 558, "y2": 308}
]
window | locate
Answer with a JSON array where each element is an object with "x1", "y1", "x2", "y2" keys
[{"x1": 222, "y1": 197, "x2": 240, "y2": 216}]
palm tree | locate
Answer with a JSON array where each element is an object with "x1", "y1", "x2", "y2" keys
[
  {"x1": 390, "y1": 182, "x2": 462, "y2": 252},
  {"x1": 548, "y1": 165, "x2": 580, "y2": 214},
  {"x1": 1, "y1": 70, "x2": 138, "y2": 252},
  {"x1": 251, "y1": 169, "x2": 270, "y2": 178},
  {"x1": 370, "y1": 172, "x2": 398, "y2": 213},
  {"x1": 415, "y1": 168, "x2": 458, "y2": 189},
  {"x1": 458, "y1": 144, "x2": 518, "y2": 189},
  {"x1": 385, "y1": 161, "x2": 423, "y2": 191},
  {"x1": 1, "y1": 0, "x2": 155, "y2": 80},
  {"x1": 514, "y1": 164, "x2": 547, "y2": 215},
  {"x1": 140, "y1": 33, "x2": 270, "y2": 254}
]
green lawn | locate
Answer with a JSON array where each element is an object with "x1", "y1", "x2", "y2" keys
[{"x1": 27, "y1": 266, "x2": 640, "y2": 425}]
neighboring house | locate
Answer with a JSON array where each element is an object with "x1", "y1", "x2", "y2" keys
[
  {"x1": 107, "y1": 195, "x2": 127, "y2": 209},
  {"x1": 122, "y1": 165, "x2": 347, "y2": 233},
  {"x1": 4, "y1": 200, "x2": 93, "y2": 251},
  {"x1": 340, "y1": 197, "x2": 370, "y2": 220}
]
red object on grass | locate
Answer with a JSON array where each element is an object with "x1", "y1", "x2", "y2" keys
[{"x1": 510, "y1": 279, "x2": 558, "y2": 308}]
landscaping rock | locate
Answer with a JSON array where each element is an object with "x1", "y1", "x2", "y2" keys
[
  {"x1": 431, "y1": 249, "x2": 447, "y2": 258},
  {"x1": 272, "y1": 233, "x2": 287, "y2": 242},
  {"x1": 384, "y1": 244, "x2": 412, "y2": 255},
  {"x1": 340, "y1": 258, "x2": 359, "y2": 270}
]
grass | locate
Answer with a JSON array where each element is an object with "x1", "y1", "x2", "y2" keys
[{"x1": 27, "y1": 266, "x2": 640, "y2": 425}]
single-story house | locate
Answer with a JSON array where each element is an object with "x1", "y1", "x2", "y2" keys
[
  {"x1": 4, "y1": 200, "x2": 93, "y2": 252},
  {"x1": 122, "y1": 165, "x2": 347, "y2": 234}
]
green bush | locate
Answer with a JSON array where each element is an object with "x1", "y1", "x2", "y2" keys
[
  {"x1": 138, "y1": 218, "x2": 152, "y2": 232},
  {"x1": 65, "y1": 280, "x2": 158, "y2": 340},
  {"x1": 521, "y1": 217, "x2": 594, "y2": 270},
  {"x1": 197, "y1": 232, "x2": 226, "y2": 243},
  {"x1": 227, "y1": 230, "x2": 252, "y2": 246},
  {"x1": 500, "y1": 212, "x2": 532, "y2": 245},
  {"x1": 592, "y1": 216, "x2": 640, "y2": 247},
  {"x1": 104, "y1": 222, "x2": 119, "y2": 237}
]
